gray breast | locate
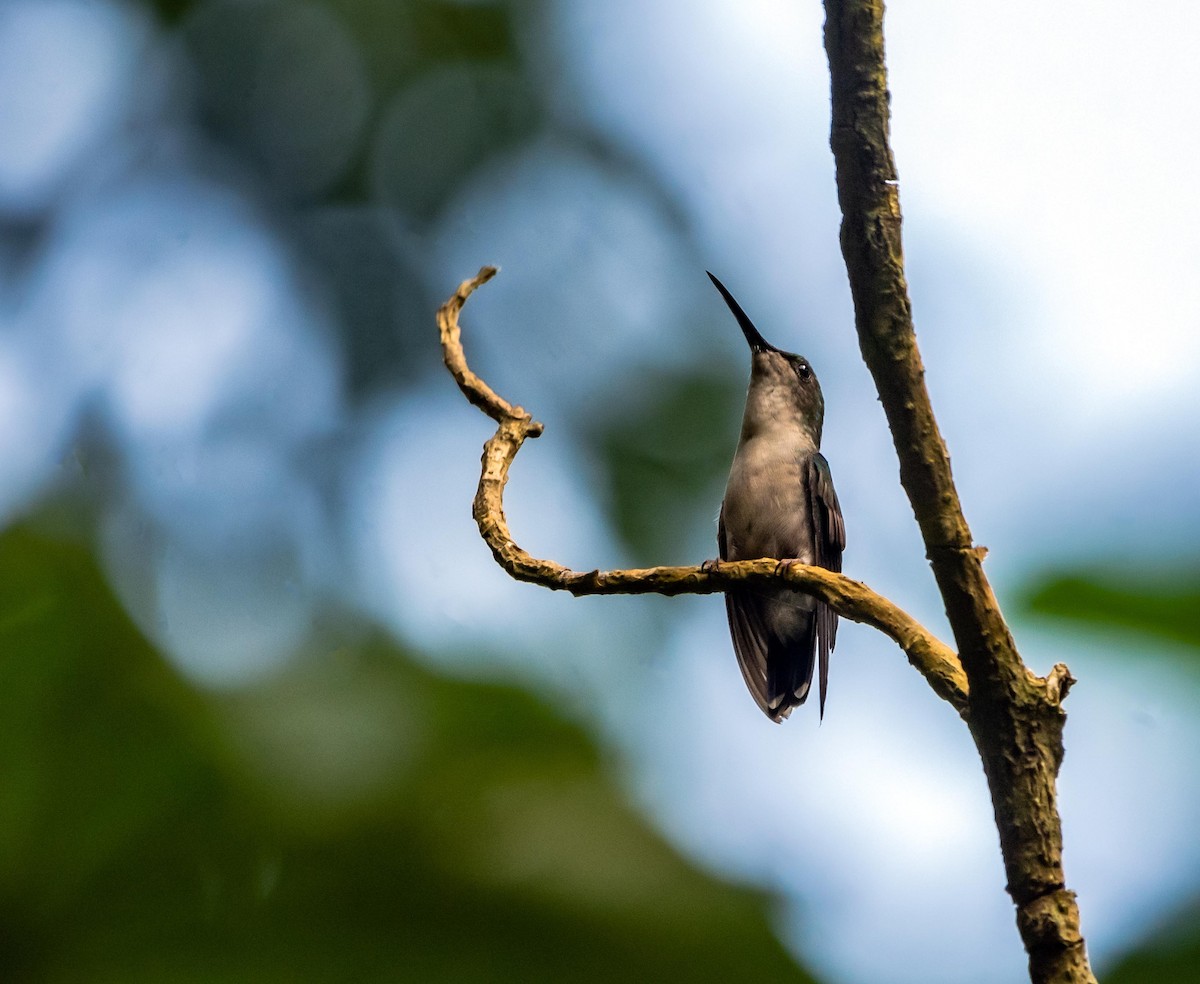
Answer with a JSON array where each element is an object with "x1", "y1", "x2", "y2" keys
[{"x1": 722, "y1": 439, "x2": 814, "y2": 564}]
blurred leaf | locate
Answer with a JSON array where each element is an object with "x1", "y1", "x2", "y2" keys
[
  {"x1": 1105, "y1": 898, "x2": 1200, "y2": 983},
  {"x1": 408, "y1": 0, "x2": 516, "y2": 64},
  {"x1": 153, "y1": 0, "x2": 518, "y2": 77},
  {"x1": 182, "y1": 0, "x2": 376, "y2": 201},
  {"x1": 588, "y1": 371, "x2": 741, "y2": 565},
  {"x1": 172, "y1": 0, "x2": 536, "y2": 208},
  {"x1": 0, "y1": 526, "x2": 818, "y2": 983},
  {"x1": 1018, "y1": 563, "x2": 1200, "y2": 656},
  {"x1": 297, "y1": 207, "x2": 437, "y2": 396},
  {"x1": 371, "y1": 64, "x2": 541, "y2": 224},
  {"x1": 329, "y1": 0, "x2": 520, "y2": 92},
  {"x1": 145, "y1": 0, "x2": 201, "y2": 23}
]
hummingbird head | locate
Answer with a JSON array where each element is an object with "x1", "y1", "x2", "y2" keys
[{"x1": 707, "y1": 272, "x2": 825, "y2": 443}]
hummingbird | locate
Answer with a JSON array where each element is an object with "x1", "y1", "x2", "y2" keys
[{"x1": 708, "y1": 272, "x2": 846, "y2": 723}]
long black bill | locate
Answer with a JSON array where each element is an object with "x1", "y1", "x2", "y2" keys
[{"x1": 707, "y1": 272, "x2": 777, "y2": 353}]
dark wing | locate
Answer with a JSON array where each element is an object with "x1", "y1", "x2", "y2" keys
[
  {"x1": 718, "y1": 504, "x2": 777, "y2": 720},
  {"x1": 806, "y1": 452, "x2": 846, "y2": 718}
]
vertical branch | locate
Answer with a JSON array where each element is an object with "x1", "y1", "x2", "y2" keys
[{"x1": 822, "y1": 3, "x2": 1095, "y2": 982}]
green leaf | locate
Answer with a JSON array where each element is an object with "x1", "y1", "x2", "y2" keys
[
  {"x1": 0, "y1": 525, "x2": 819, "y2": 983},
  {"x1": 1104, "y1": 898, "x2": 1200, "y2": 983},
  {"x1": 1018, "y1": 563, "x2": 1200, "y2": 655}
]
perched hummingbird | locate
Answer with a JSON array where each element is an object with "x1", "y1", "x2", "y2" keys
[{"x1": 708, "y1": 272, "x2": 846, "y2": 723}]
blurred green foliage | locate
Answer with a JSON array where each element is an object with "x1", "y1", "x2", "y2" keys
[
  {"x1": 1105, "y1": 899, "x2": 1200, "y2": 984},
  {"x1": 586, "y1": 371, "x2": 741, "y2": 565},
  {"x1": 0, "y1": 526, "x2": 816, "y2": 982},
  {"x1": 153, "y1": 0, "x2": 517, "y2": 78},
  {"x1": 1020, "y1": 566, "x2": 1200, "y2": 658},
  {"x1": 167, "y1": 0, "x2": 553, "y2": 401},
  {"x1": 180, "y1": 0, "x2": 533, "y2": 209},
  {"x1": 0, "y1": 2, "x2": 813, "y2": 977}
]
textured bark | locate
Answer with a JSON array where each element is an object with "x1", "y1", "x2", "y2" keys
[{"x1": 823, "y1": 2, "x2": 1095, "y2": 981}]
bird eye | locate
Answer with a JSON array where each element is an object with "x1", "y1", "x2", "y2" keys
[{"x1": 795, "y1": 361, "x2": 811, "y2": 380}]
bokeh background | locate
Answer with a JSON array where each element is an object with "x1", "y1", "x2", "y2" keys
[{"x1": 0, "y1": 0, "x2": 1197, "y2": 981}]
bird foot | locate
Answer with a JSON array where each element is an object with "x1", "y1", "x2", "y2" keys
[{"x1": 700, "y1": 558, "x2": 721, "y2": 574}]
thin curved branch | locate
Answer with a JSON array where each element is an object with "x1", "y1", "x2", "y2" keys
[{"x1": 438, "y1": 267, "x2": 969, "y2": 717}]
